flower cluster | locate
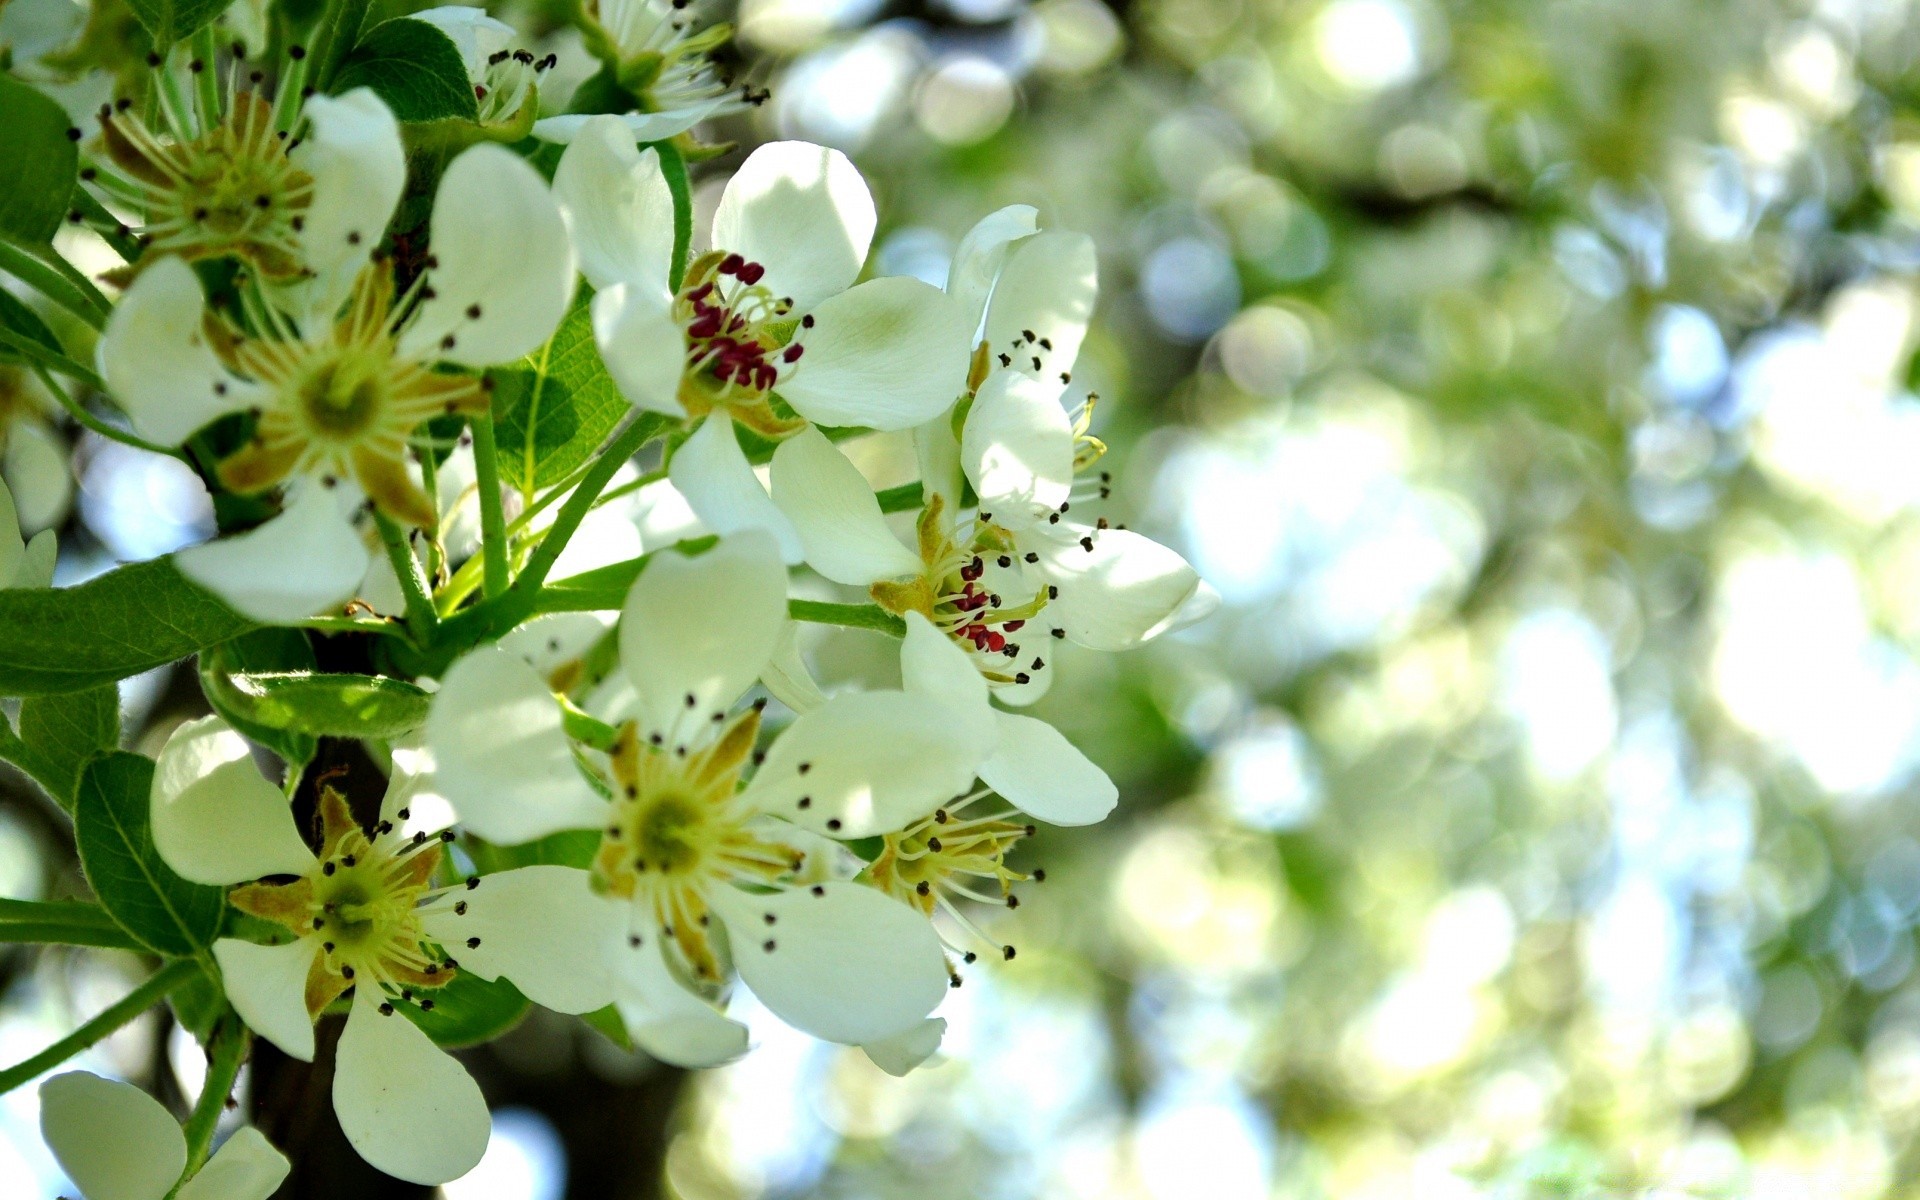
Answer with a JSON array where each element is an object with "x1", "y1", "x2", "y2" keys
[{"x1": 0, "y1": 3, "x2": 1211, "y2": 1191}]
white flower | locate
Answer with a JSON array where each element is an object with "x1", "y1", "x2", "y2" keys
[
  {"x1": 533, "y1": 0, "x2": 763, "y2": 145},
  {"x1": 426, "y1": 530, "x2": 981, "y2": 1058},
  {"x1": 0, "y1": 366, "x2": 73, "y2": 534},
  {"x1": 148, "y1": 719, "x2": 623, "y2": 1184},
  {"x1": 96, "y1": 89, "x2": 576, "y2": 623},
  {"x1": 39, "y1": 1071, "x2": 289, "y2": 1200},
  {"x1": 410, "y1": 6, "x2": 555, "y2": 131},
  {"x1": 0, "y1": 476, "x2": 55, "y2": 589},
  {"x1": 551, "y1": 119, "x2": 970, "y2": 557}
]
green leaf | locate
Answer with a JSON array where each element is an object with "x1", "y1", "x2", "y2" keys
[
  {"x1": 401, "y1": 971, "x2": 530, "y2": 1048},
  {"x1": 334, "y1": 19, "x2": 479, "y2": 124},
  {"x1": 580, "y1": 1004, "x2": 632, "y2": 1050},
  {"x1": 0, "y1": 557, "x2": 259, "y2": 696},
  {"x1": 120, "y1": 0, "x2": 226, "y2": 50},
  {"x1": 199, "y1": 629, "x2": 318, "y2": 770},
  {"x1": 221, "y1": 671, "x2": 431, "y2": 739},
  {"x1": 0, "y1": 685, "x2": 120, "y2": 809},
  {"x1": 465, "y1": 829, "x2": 600, "y2": 873},
  {"x1": 491, "y1": 297, "x2": 633, "y2": 496},
  {"x1": 167, "y1": 962, "x2": 226, "y2": 1039},
  {"x1": 0, "y1": 288, "x2": 63, "y2": 361},
  {"x1": 74, "y1": 752, "x2": 225, "y2": 957},
  {"x1": 0, "y1": 75, "x2": 78, "y2": 245}
]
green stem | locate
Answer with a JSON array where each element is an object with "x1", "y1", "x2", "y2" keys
[
  {"x1": 375, "y1": 513, "x2": 437, "y2": 640},
  {"x1": 31, "y1": 366, "x2": 187, "y2": 460},
  {"x1": 876, "y1": 482, "x2": 924, "y2": 514},
  {"x1": 67, "y1": 188, "x2": 141, "y2": 262},
  {"x1": 0, "y1": 236, "x2": 110, "y2": 329},
  {"x1": 788, "y1": 599, "x2": 906, "y2": 637},
  {"x1": 181, "y1": 1017, "x2": 249, "y2": 1175},
  {"x1": 0, "y1": 959, "x2": 199, "y2": 1095},
  {"x1": 510, "y1": 415, "x2": 667, "y2": 610},
  {"x1": 0, "y1": 924, "x2": 144, "y2": 949},
  {"x1": 559, "y1": 698, "x2": 620, "y2": 751},
  {"x1": 190, "y1": 26, "x2": 222, "y2": 126},
  {"x1": 590, "y1": 466, "x2": 668, "y2": 510},
  {"x1": 653, "y1": 141, "x2": 693, "y2": 291},
  {"x1": 468, "y1": 411, "x2": 511, "y2": 599}
]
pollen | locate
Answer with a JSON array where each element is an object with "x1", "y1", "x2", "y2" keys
[{"x1": 670, "y1": 251, "x2": 808, "y2": 439}]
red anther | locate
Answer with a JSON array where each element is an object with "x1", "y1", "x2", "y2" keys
[
  {"x1": 1003, "y1": 620, "x2": 1025, "y2": 631},
  {"x1": 738, "y1": 261, "x2": 765, "y2": 284},
  {"x1": 686, "y1": 282, "x2": 715, "y2": 303},
  {"x1": 720, "y1": 253, "x2": 744, "y2": 275},
  {"x1": 782, "y1": 344, "x2": 804, "y2": 363},
  {"x1": 984, "y1": 631, "x2": 1007, "y2": 652}
]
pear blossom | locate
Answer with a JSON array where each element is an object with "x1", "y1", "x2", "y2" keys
[
  {"x1": 533, "y1": 0, "x2": 764, "y2": 145},
  {"x1": 551, "y1": 118, "x2": 970, "y2": 555},
  {"x1": 410, "y1": 6, "x2": 556, "y2": 134},
  {"x1": 39, "y1": 1071, "x2": 290, "y2": 1200},
  {"x1": 95, "y1": 89, "x2": 575, "y2": 622},
  {"x1": 426, "y1": 531, "x2": 980, "y2": 1062},
  {"x1": 149, "y1": 719, "x2": 623, "y2": 1184}
]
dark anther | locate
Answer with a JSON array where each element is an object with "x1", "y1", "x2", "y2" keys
[
  {"x1": 811, "y1": 885, "x2": 826, "y2": 897},
  {"x1": 289, "y1": 44, "x2": 307, "y2": 59},
  {"x1": 466, "y1": 937, "x2": 481, "y2": 948},
  {"x1": 916, "y1": 881, "x2": 931, "y2": 896},
  {"x1": 1032, "y1": 868, "x2": 1047, "y2": 882},
  {"x1": 1080, "y1": 536, "x2": 1095, "y2": 551},
  {"x1": 65, "y1": 127, "x2": 81, "y2": 141},
  {"x1": 341, "y1": 965, "x2": 356, "y2": 978},
  {"x1": 440, "y1": 334, "x2": 457, "y2": 350},
  {"x1": 323, "y1": 862, "x2": 336, "y2": 875},
  {"x1": 927, "y1": 837, "x2": 943, "y2": 852},
  {"x1": 379, "y1": 1002, "x2": 394, "y2": 1015},
  {"x1": 1006, "y1": 895, "x2": 1021, "y2": 908},
  {"x1": 764, "y1": 913, "x2": 777, "y2": 925},
  {"x1": 963, "y1": 951, "x2": 978, "y2": 963},
  {"x1": 798, "y1": 796, "x2": 812, "y2": 809},
  {"x1": 454, "y1": 901, "x2": 468, "y2": 915},
  {"x1": 420, "y1": 999, "x2": 435, "y2": 1011},
  {"x1": 346, "y1": 231, "x2": 361, "y2": 244},
  {"x1": 466, "y1": 876, "x2": 481, "y2": 889},
  {"x1": 827, "y1": 819, "x2": 842, "y2": 830},
  {"x1": 763, "y1": 939, "x2": 777, "y2": 952},
  {"x1": 1003, "y1": 945, "x2": 1017, "y2": 960},
  {"x1": 465, "y1": 303, "x2": 482, "y2": 319}
]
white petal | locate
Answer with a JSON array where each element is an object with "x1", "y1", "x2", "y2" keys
[
  {"x1": 553, "y1": 116, "x2": 675, "y2": 292},
  {"x1": 743, "y1": 690, "x2": 983, "y2": 837},
  {"x1": 213, "y1": 938, "x2": 319, "y2": 1062},
  {"x1": 401, "y1": 143, "x2": 576, "y2": 367},
  {"x1": 293, "y1": 90, "x2": 406, "y2": 322},
  {"x1": 759, "y1": 622, "x2": 827, "y2": 714},
  {"x1": 778, "y1": 277, "x2": 972, "y2": 431},
  {"x1": 497, "y1": 612, "x2": 616, "y2": 677},
  {"x1": 532, "y1": 102, "x2": 727, "y2": 146},
  {"x1": 406, "y1": 6, "x2": 514, "y2": 76},
  {"x1": 711, "y1": 141, "x2": 875, "y2": 311},
  {"x1": 981, "y1": 231, "x2": 1097, "y2": 381},
  {"x1": 1030, "y1": 525, "x2": 1204, "y2": 652},
  {"x1": 990, "y1": 654, "x2": 1054, "y2": 707},
  {"x1": 769, "y1": 428, "x2": 920, "y2": 585},
  {"x1": 591, "y1": 282, "x2": 686, "y2": 416},
  {"x1": 175, "y1": 1127, "x2": 290, "y2": 1200},
  {"x1": 425, "y1": 646, "x2": 610, "y2": 844},
  {"x1": 6, "y1": 419, "x2": 72, "y2": 533},
  {"x1": 898, "y1": 611, "x2": 991, "y2": 734},
  {"x1": 16, "y1": 529, "x2": 55, "y2": 589},
  {"x1": 420, "y1": 866, "x2": 622, "y2": 1014},
  {"x1": 174, "y1": 485, "x2": 370, "y2": 623},
  {"x1": 39, "y1": 1072, "x2": 185, "y2": 1200},
  {"x1": 862, "y1": 1017, "x2": 945, "y2": 1077},
  {"x1": 618, "y1": 530, "x2": 787, "y2": 740},
  {"x1": 152, "y1": 717, "x2": 316, "y2": 885},
  {"x1": 96, "y1": 257, "x2": 256, "y2": 445},
  {"x1": 980, "y1": 712, "x2": 1115, "y2": 826},
  {"x1": 961, "y1": 367, "x2": 1074, "y2": 530},
  {"x1": 668, "y1": 416, "x2": 802, "y2": 563},
  {"x1": 1159, "y1": 577, "x2": 1221, "y2": 636},
  {"x1": 911, "y1": 412, "x2": 963, "y2": 515},
  {"x1": 612, "y1": 934, "x2": 749, "y2": 1068},
  {"x1": 711, "y1": 881, "x2": 946, "y2": 1045},
  {"x1": 333, "y1": 989, "x2": 490, "y2": 1185},
  {"x1": 948, "y1": 204, "x2": 1037, "y2": 336}
]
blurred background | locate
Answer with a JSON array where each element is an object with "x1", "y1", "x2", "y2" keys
[{"x1": 8, "y1": 0, "x2": 1920, "y2": 1195}]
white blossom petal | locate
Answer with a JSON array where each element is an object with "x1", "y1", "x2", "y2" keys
[
  {"x1": 407, "y1": 6, "x2": 514, "y2": 77},
  {"x1": 711, "y1": 141, "x2": 875, "y2": 311},
  {"x1": 400, "y1": 143, "x2": 575, "y2": 367},
  {"x1": 152, "y1": 717, "x2": 316, "y2": 885},
  {"x1": 668, "y1": 416, "x2": 801, "y2": 563},
  {"x1": 292, "y1": 89, "x2": 407, "y2": 322},
  {"x1": 590, "y1": 282, "x2": 686, "y2": 416},
  {"x1": 425, "y1": 646, "x2": 610, "y2": 844},
  {"x1": 862, "y1": 1017, "x2": 945, "y2": 1077},
  {"x1": 759, "y1": 622, "x2": 827, "y2": 715},
  {"x1": 980, "y1": 231, "x2": 1098, "y2": 381},
  {"x1": 532, "y1": 102, "x2": 728, "y2": 145},
  {"x1": 333, "y1": 988, "x2": 490, "y2": 1185},
  {"x1": 39, "y1": 1072, "x2": 185, "y2": 1200},
  {"x1": 213, "y1": 938, "x2": 320, "y2": 1062},
  {"x1": 948, "y1": 204, "x2": 1037, "y2": 336},
  {"x1": 711, "y1": 881, "x2": 946, "y2": 1045},
  {"x1": 553, "y1": 116, "x2": 675, "y2": 292},
  {"x1": 97, "y1": 257, "x2": 257, "y2": 445},
  {"x1": 420, "y1": 866, "x2": 623, "y2": 1014},
  {"x1": 6, "y1": 419, "x2": 72, "y2": 534},
  {"x1": 777, "y1": 277, "x2": 971, "y2": 431},
  {"x1": 742, "y1": 690, "x2": 983, "y2": 836},
  {"x1": 912, "y1": 412, "x2": 964, "y2": 515},
  {"x1": 961, "y1": 367, "x2": 1074, "y2": 530},
  {"x1": 174, "y1": 484, "x2": 370, "y2": 623},
  {"x1": 618, "y1": 530, "x2": 787, "y2": 740},
  {"x1": 612, "y1": 934, "x2": 749, "y2": 1068},
  {"x1": 16, "y1": 529, "x2": 56, "y2": 589},
  {"x1": 1028, "y1": 525, "x2": 1204, "y2": 651},
  {"x1": 898, "y1": 612, "x2": 993, "y2": 741},
  {"x1": 980, "y1": 712, "x2": 1115, "y2": 826},
  {"x1": 175, "y1": 1127, "x2": 291, "y2": 1200},
  {"x1": 769, "y1": 428, "x2": 920, "y2": 585}
]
